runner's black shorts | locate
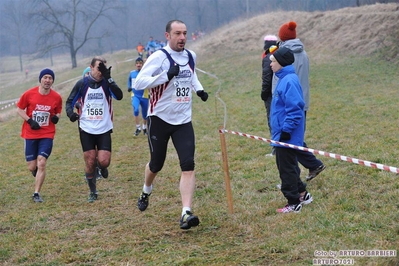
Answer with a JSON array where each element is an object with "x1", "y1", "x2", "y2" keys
[{"x1": 79, "y1": 129, "x2": 112, "y2": 152}]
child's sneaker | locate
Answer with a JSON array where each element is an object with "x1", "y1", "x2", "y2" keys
[
  {"x1": 306, "y1": 164, "x2": 326, "y2": 181},
  {"x1": 300, "y1": 191, "x2": 313, "y2": 205},
  {"x1": 276, "y1": 203, "x2": 302, "y2": 213}
]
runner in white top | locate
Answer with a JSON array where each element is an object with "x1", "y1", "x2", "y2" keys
[
  {"x1": 79, "y1": 86, "x2": 113, "y2": 134},
  {"x1": 66, "y1": 56, "x2": 123, "y2": 203},
  {"x1": 134, "y1": 19, "x2": 209, "y2": 230},
  {"x1": 135, "y1": 43, "x2": 204, "y2": 125}
]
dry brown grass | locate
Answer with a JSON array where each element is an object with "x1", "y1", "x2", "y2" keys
[{"x1": 190, "y1": 3, "x2": 399, "y2": 63}]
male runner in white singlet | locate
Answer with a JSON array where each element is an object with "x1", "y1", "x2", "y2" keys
[{"x1": 134, "y1": 20, "x2": 209, "y2": 230}]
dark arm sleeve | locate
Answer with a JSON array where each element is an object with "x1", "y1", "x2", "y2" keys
[
  {"x1": 109, "y1": 81, "x2": 123, "y2": 100},
  {"x1": 261, "y1": 55, "x2": 273, "y2": 100},
  {"x1": 65, "y1": 79, "x2": 83, "y2": 118}
]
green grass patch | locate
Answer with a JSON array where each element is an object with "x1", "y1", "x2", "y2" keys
[{"x1": 0, "y1": 50, "x2": 398, "y2": 265}]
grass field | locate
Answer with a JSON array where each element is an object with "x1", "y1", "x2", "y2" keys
[{"x1": 1, "y1": 47, "x2": 399, "y2": 264}]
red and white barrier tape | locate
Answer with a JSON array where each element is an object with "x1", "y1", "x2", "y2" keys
[
  {"x1": 0, "y1": 101, "x2": 18, "y2": 111},
  {"x1": 219, "y1": 128, "x2": 399, "y2": 174},
  {"x1": 0, "y1": 76, "x2": 82, "y2": 113}
]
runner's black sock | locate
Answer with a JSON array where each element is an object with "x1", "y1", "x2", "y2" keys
[{"x1": 85, "y1": 173, "x2": 97, "y2": 193}]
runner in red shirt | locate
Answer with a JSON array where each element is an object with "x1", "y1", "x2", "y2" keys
[{"x1": 16, "y1": 68, "x2": 62, "y2": 203}]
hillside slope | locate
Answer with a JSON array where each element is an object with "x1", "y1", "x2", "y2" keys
[
  {"x1": 1, "y1": 3, "x2": 398, "y2": 121},
  {"x1": 190, "y1": 3, "x2": 399, "y2": 62}
]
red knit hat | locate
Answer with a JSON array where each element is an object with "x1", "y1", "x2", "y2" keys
[{"x1": 278, "y1": 21, "x2": 297, "y2": 41}]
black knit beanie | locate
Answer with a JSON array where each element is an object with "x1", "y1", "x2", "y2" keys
[{"x1": 273, "y1": 47, "x2": 294, "y2": 67}]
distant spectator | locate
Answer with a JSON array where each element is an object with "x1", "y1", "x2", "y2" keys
[
  {"x1": 192, "y1": 30, "x2": 204, "y2": 40},
  {"x1": 145, "y1": 37, "x2": 157, "y2": 58},
  {"x1": 261, "y1": 34, "x2": 278, "y2": 136},
  {"x1": 136, "y1": 42, "x2": 145, "y2": 57},
  {"x1": 82, "y1": 67, "x2": 90, "y2": 78},
  {"x1": 154, "y1": 40, "x2": 163, "y2": 51}
]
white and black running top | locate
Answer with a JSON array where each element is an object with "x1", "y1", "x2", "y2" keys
[{"x1": 134, "y1": 45, "x2": 204, "y2": 125}]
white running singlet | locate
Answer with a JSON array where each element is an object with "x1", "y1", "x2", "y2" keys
[
  {"x1": 134, "y1": 45, "x2": 204, "y2": 125},
  {"x1": 79, "y1": 86, "x2": 113, "y2": 134}
]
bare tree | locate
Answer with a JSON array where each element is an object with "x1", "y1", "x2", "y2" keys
[
  {"x1": 1, "y1": 0, "x2": 397, "y2": 64},
  {"x1": 3, "y1": 0, "x2": 30, "y2": 72},
  {"x1": 30, "y1": 0, "x2": 122, "y2": 69}
]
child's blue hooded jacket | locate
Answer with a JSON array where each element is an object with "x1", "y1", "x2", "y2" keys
[{"x1": 270, "y1": 64, "x2": 305, "y2": 147}]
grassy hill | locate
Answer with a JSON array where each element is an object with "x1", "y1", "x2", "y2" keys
[
  {"x1": 190, "y1": 2, "x2": 399, "y2": 62},
  {"x1": 1, "y1": 3, "x2": 399, "y2": 265}
]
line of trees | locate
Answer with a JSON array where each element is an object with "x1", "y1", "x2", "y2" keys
[{"x1": 0, "y1": 0, "x2": 397, "y2": 71}]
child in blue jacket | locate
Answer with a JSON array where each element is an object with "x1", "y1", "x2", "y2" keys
[{"x1": 270, "y1": 47, "x2": 313, "y2": 213}]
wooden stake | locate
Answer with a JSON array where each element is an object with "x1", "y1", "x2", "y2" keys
[{"x1": 219, "y1": 126, "x2": 234, "y2": 214}]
